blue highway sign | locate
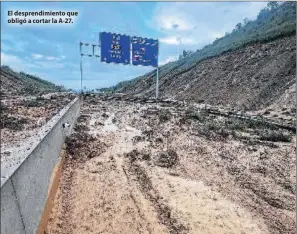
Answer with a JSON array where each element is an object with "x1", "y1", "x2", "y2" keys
[
  {"x1": 100, "y1": 32, "x2": 130, "y2": 65},
  {"x1": 131, "y1": 36, "x2": 158, "y2": 67}
]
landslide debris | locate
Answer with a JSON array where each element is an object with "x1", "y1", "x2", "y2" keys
[
  {"x1": 125, "y1": 149, "x2": 188, "y2": 234},
  {"x1": 46, "y1": 95, "x2": 295, "y2": 234},
  {"x1": 155, "y1": 150, "x2": 179, "y2": 168}
]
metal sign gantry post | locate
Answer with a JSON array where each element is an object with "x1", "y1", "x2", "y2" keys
[
  {"x1": 79, "y1": 42, "x2": 100, "y2": 94},
  {"x1": 156, "y1": 42, "x2": 159, "y2": 99},
  {"x1": 156, "y1": 66, "x2": 159, "y2": 99},
  {"x1": 79, "y1": 42, "x2": 83, "y2": 94}
]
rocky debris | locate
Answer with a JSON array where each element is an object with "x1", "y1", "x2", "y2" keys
[
  {"x1": 2, "y1": 151, "x2": 11, "y2": 156},
  {"x1": 1, "y1": 93, "x2": 76, "y2": 148},
  {"x1": 132, "y1": 135, "x2": 145, "y2": 143},
  {"x1": 1, "y1": 114, "x2": 28, "y2": 131},
  {"x1": 77, "y1": 114, "x2": 89, "y2": 123},
  {"x1": 102, "y1": 112, "x2": 109, "y2": 118},
  {"x1": 124, "y1": 149, "x2": 141, "y2": 163},
  {"x1": 74, "y1": 123, "x2": 90, "y2": 132},
  {"x1": 155, "y1": 150, "x2": 179, "y2": 168},
  {"x1": 124, "y1": 149, "x2": 151, "y2": 162},
  {"x1": 65, "y1": 132, "x2": 95, "y2": 158},
  {"x1": 158, "y1": 109, "x2": 172, "y2": 123},
  {"x1": 65, "y1": 113, "x2": 106, "y2": 161}
]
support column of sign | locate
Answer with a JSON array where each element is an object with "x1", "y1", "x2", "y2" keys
[
  {"x1": 156, "y1": 67, "x2": 159, "y2": 99},
  {"x1": 156, "y1": 40, "x2": 159, "y2": 99},
  {"x1": 79, "y1": 42, "x2": 101, "y2": 94},
  {"x1": 79, "y1": 42, "x2": 83, "y2": 94}
]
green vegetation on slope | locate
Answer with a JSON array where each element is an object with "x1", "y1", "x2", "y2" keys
[
  {"x1": 1, "y1": 65, "x2": 65, "y2": 95},
  {"x1": 102, "y1": 1, "x2": 296, "y2": 93}
]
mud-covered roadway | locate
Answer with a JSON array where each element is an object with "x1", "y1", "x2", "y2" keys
[{"x1": 46, "y1": 95, "x2": 296, "y2": 234}]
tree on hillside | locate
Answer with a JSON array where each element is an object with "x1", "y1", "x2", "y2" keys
[
  {"x1": 1, "y1": 65, "x2": 12, "y2": 71},
  {"x1": 179, "y1": 50, "x2": 194, "y2": 60},
  {"x1": 235, "y1": 23, "x2": 242, "y2": 31},
  {"x1": 56, "y1": 85, "x2": 65, "y2": 91},
  {"x1": 257, "y1": 7, "x2": 270, "y2": 21},
  {"x1": 267, "y1": 2, "x2": 278, "y2": 11},
  {"x1": 243, "y1": 18, "x2": 250, "y2": 26}
]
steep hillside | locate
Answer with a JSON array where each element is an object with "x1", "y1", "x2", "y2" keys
[
  {"x1": 119, "y1": 36, "x2": 296, "y2": 110},
  {"x1": 0, "y1": 66, "x2": 64, "y2": 96},
  {"x1": 103, "y1": 2, "x2": 296, "y2": 111}
]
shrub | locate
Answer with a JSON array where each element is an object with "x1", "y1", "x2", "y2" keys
[
  {"x1": 23, "y1": 99, "x2": 44, "y2": 107},
  {"x1": 158, "y1": 109, "x2": 171, "y2": 123},
  {"x1": 245, "y1": 119, "x2": 278, "y2": 130},
  {"x1": 259, "y1": 130, "x2": 292, "y2": 142},
  {"x1": 190, "y1": 111, "x2": 206, "y2": 122},
  {"x1": 1, "y1": 115, "x2": 28, "y2": 131},
  {"x1": 225, "y1": 119, "x2": 246, "y2": 131},
  {"x1": 36, "y1": 96, "x2": 46, "y2": 101},
  {"x1": 207, "y1": 120, "x2": 221, "y2": 131},
  {"x1": 217, "y1": 128, "x2": 230, "y2": 138}
]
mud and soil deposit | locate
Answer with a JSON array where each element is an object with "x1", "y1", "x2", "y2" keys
[
  {"x1": 46, "y1": 95, "x2": 295, "y2": 234},
  {"x1": 1, "y1": 93, "x2": 76, "y2": 170}
]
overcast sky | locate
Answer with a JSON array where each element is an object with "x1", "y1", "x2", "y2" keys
[{"x1": 1, "y1": 2, "x2": 268, "y2": 90}]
